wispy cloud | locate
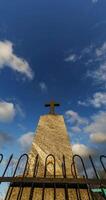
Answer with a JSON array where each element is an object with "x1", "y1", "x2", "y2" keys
[
  {"x1": 65, "y1": 110, "x2": 88, "y2": 140},
  {"x1": 65, "y1": 45, "x2": 93, "y2": 63},
  {"x1": 84, "y1": 111, "x2": 106, "y2": 144},
  {"x1": 65, "y1": 42, "x2": 106, "y2": 88},
  {"x1": 78, "y1": 92, "x2": 106, "y2": 108},
  {"x1": 65, "y1": 54, "x2": 78, "y2": 63},
  {"x1": 89, "y1": 92, "x2": 106, "y2": 108},
  {"x1": 78, "y1": 100, "x2": 88, "y2": 107},
  {"x1": 17, "y1": 123, "x2": 26, "y2": 131},
  {"x1": 72, "y1": 143, "x2": 95, "y2": 157},
  {"x1": 65, "y1": 110, "x2": 88, "y2": 126},
  {"x1": 87, "y1": 42, "x2": 106, "y2": 87},
  {"x1": 15, "y1": 104, "x2": 25, "y2": 118},
  {"x1": 0, "y1": 40, "x2": 34, "y2": 80},
  {"x1": 65, "y1": 108, "x2": 106, "y2": 146},
  {"x1": 0, "y1": 100, "x2": 25, "y2": 123},
  {"x1": 92, "y1": 0, "x2": 98, "y2": 3},
  {"x1": 39, "y1": 82, "x2": 48, "y2": 92},
  {"x1": 0, "y1": 101, "x2": 16, "y2": 122},
  {"x1": 18, "y1": 132, "x2": 34, "y2": 151},
  {"x1": 71, "y1": 126, "x2": 82, "y2": 133},
  {"x1": 85, "y1": 111, "x2": 106, "y2": 134},
  {"x1": 90, "y1": 133, "x2": 106, "y2": 143},
  {"x1": 87, "y1": 63, "x2": 106, "y2": 86},
  {"x1": 0, "y1": 131, "x2": 13, "y2": 148},
  {"x1": 96, "y1": 42, "x2": 106, "y2": 57}
]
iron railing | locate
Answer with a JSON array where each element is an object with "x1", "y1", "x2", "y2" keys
[{"x1": 0, "y1": 154, "x2": 105, "y2": 199}]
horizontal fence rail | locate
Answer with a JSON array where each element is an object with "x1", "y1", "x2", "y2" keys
[{"x1": 0, "y1": 154, "x2": 105, "y2": 200}]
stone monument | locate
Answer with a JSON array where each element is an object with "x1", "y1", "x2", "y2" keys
[{"x1": 6, "y1": 101, "x2": 91, "y2": 200}]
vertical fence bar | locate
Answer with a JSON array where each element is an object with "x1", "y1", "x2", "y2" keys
[
  {"x1": 42, "y1": 154, "x2": 56, "y2": 200},
  {"x1": 100, "y1": 155, "x2": 106, "y2": 173},
  {"x1": 72, "y1": 155, "x2": 94, "y2": 200},
  {"x1": 72, "y1": 155, "x2": 95, "y2": 200},
  {"x1": 0, "y1": 154, "x2": 3, "y2": 165},
  {"x1": 71, "y1": 156, "x2": 82, "y2": 200},
  {"x1": 0, "y1": 154, "x2": 13, "y2": 200},
  {"x1": 5, "y1": 154, "x2": 28, "y2": 200},
  {"x1": 62, "y1": 155, "x2": 69, "y2": 200},
  {"x1": 2, "y1": 155, "x2": 13, "y2": 177},
  {"x1": 0, "y1": 154, "x2": 3, "y2": 177},
  {"x1": 16, "y1": 154, "x2": 29, "y2": 200},
  {"x1": 71, "y1": 161, "x2": 81, "y2": 200},
  {"x1": 29, "y1": 154, "x2": 39, "y2": 200},
  {"x1": 89, "y1": 155, "x2": 106, "y2": 199},
  {"x1": 0, "y1": 154, "x2": 3, "y2": 182}
]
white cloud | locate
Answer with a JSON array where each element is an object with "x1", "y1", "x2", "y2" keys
[
  {"x1": 78, "y1": 92, "x2": 106, "y2": 108},
  {"x1": 65, "y1": 42, "x2": 106, "y2": 88},
  {"x1": 84, "y1": 111, "x2": 106, "y2": 134},
  {"x1": 65, "y1": 110, "x2": 88, "y2": 125},
  {"x1": 65, "y1": 54, "x2": 77, "y2": 62},
  {"x1": 88, "y1": 64, "x2": 106, "y2": 86},
  {"x1": 87, "y1": 42, "x2": 106, "y2": 87},
  {"x1": 96, "y1": 42, "x2": 106, "y2": 57},
  {"x1": 0, "y1": 101, "x2": 16, "y2": 122},
  {"x1": 72, "y1": 144, "x2": 95, "y2": 157},
  {"x1": 65, "y1": 42, "x2": 106, "y2": 87},
  {"x1": 92, "y1": 0, "x2": 98, "y2": 3},
  {"x1": 0, "y1": 101, "x2": 25, "y2": 123},
  {"x1": 71, "y1": 126, "x2": 81, "y2": 133},
  {"x1": 39, "y1": 82, "x2": 47, "y2": 92},
  {"x1": 65, "y1": 45, "x2": 93, "y2": 64},
  {"x1": 18, "y1": 132, "x2": 34, "y2": 151},
  {"x1": 89, "y1": 92, "x2": 106, "y2": 108},
  {"x1": 90, "y1": 133, "x2": 106, "y2": 143},
  {"x1": 0, "y1": 40, "x2": 34, "y2": 79},
  {"x1": 78, "y1": 100, "x2": 88, "y2": 107}
]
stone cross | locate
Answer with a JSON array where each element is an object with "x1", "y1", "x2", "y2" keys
[{"x1": 45, "y1": 101, "x2": 60, "y2": 114}]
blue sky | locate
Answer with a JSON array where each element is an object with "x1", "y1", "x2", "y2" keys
[{"x1": 0, "y1": 0, "x2": 106, "y2": 164}]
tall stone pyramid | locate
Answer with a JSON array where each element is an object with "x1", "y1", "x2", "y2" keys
[
  {"x1": 28, "y1": 114, "x2": 73, "y2": 177},
  {"x1": 6, "y1": 111, "x2": 91, "y2": 199}
]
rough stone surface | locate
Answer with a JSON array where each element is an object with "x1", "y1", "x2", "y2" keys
[
  {"x1": 28, "y1": 114, "x2": 73, "y2": 177},
  {"x1": 6, "y1": 114, "x2": 95, "y2": 199}
]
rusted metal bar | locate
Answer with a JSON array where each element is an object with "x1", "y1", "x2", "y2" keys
[
  {"x1": 62, "y1": 155, "x2": 67, "y2": 178},
  {"x1": 42, "y1": 154, "x2": 56, "y2": 200},
  {"x1": 0, "y1": 154, "x2": 3, "y2": 165},
  {"x1": 0, "y1": 153, "x2": 105, "y2": 200},
  {"x1": 16, "y1": 154, "x2": 29, "y2": 200},
  {"x1": 1, "y1": 177, "x2": 106, "y2": 186},
  {"x1": 29, "y1": 154, "x2": 39, "y2": 200},
  {"x1": 72, "y1": 154, "x2": 94, "y2": 200},
  {"x1": 100, "y1": 155, "x2": 106, "y2": 173},
  {"x1": 44, "y1": 154, "x2": 56, "y2": 178},
  {"x1": 62, "y1": 155, "x2": 69, "y2": 200},
  {"x1": 72, "y1": 155, "x2": 82, "y2": 200},
  {"x1": 2, "y1": 154, "x2": 13, "y2": 177},
  {"x1": 89, "y1": 155, "x2": 106, "y2": 199},
  {"x1": 5, "y1": 154, "x2": 28, "y2": 200},
  {"x1": 42, "y1": 183, "x2": 45, "y2": 200},
  {"x1": 0, "y1": 154, "x2": 3, "y2": 178}
]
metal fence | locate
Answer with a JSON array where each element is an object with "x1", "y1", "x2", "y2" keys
[{"x1": 0, "y1": 154, "x2": 106, "y2": 199}]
